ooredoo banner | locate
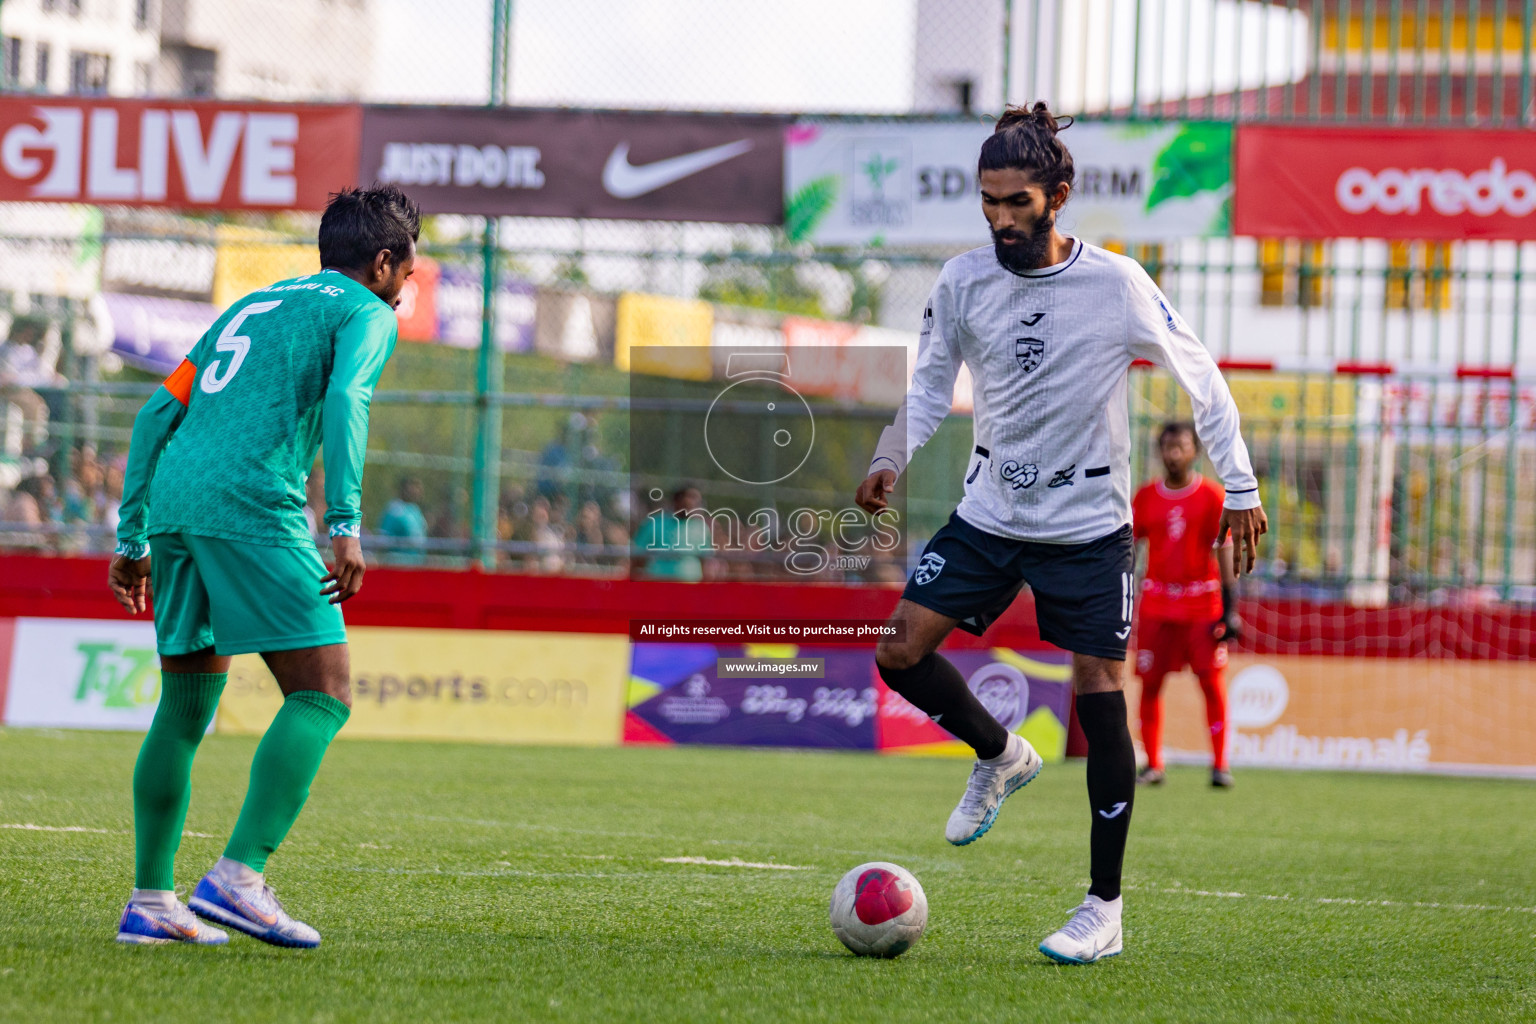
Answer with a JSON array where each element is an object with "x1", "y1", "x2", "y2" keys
[
  {"x1": 362, "y1": 107, "x2": 786, "y2": 223},
  {"x1": 1234, "y1": 125, "x2": 1536, "y2": 240},
  {"x1": 0, "y1": 98, "x2": 361, "y2": 211},
  {"x1": 217, "y1": 627, "x2": 629, "y2": 746}
]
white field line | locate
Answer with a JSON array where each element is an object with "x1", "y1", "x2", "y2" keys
[
  {"x1": 659, "y1": 856, "x2": 813, "y2": 871},
  {"x1": 2, "y1": 822, "x2": 214, "y2": 838},
  {"x1": 1128, "y1": 883, "x2": 1536, "y2": 916}
]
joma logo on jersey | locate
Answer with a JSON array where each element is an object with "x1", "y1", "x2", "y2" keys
[
  {"x1": 913, "y1": 552, "x2": 946, "y2": 585},
  {"x1": 1016, "y1": 337, "x2": 1045, "y2": 373}
]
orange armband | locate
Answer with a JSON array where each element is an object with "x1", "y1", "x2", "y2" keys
[{"x1": 162, "y1": 359, "x2": 197, "y2": 406}]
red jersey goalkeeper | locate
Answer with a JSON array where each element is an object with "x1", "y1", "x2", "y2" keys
[{"x1": 1131, "y1": 422, "x2": 1240, "y2": 788}]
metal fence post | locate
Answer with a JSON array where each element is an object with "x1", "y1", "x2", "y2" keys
[{"x1": 471, "y1": 0, "x2": 513, "y2": 568}]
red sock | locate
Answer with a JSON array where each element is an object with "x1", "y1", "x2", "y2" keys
[
  {"x1": 1138, "y1": 673, "x2": 1166, "y2": 771},
  {"x1": 1197, "y1": 669, "x2": 1228, "y2": 772}
]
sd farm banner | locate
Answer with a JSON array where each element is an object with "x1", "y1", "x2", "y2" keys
[{"x1": 785, "y1": 120, "x2": 1232, "y2": 246}]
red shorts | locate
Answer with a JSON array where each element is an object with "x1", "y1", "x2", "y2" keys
[{"x1": 1135, "y1": 617, "x2": 1228, "y2": 679}]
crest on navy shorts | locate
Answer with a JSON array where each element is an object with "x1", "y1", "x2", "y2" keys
[
  {"x1": 1015, "y1": 337, "x2": 1045, "y2": 373},
  {"x1": 913, "y1": 552, "x2": 946, "y2": 585}
]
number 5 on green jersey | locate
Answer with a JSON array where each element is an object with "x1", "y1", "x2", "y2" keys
[{"x1": 200, "y1": 300, "x2": 283, "y2": 394}]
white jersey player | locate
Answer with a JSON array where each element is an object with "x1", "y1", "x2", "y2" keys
[{"x1": 855, "y1": 102, "x2": 1269, "y2": 965}]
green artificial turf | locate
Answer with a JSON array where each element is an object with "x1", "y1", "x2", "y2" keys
[{"x1": 1, "y1": 728, "x2": 1533, "y2": 1023}]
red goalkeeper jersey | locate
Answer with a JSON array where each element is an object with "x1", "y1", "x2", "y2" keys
[{"x1": 1132, "y1": 475, "x2": 1225, "y2": 623}]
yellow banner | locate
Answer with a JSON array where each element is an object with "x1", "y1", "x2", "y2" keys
[
  {"x1": 614, "y1": 291, "x2": 713, "y2": 379},
  {"x1": 212, "y1": 224, "x2": 317, "y2": 308},
  {"x1": 217, "y1": 627, "x2": 629, "y2": 746}
]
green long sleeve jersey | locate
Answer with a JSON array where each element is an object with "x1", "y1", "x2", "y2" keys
[{"x1": 115, "y1": 270, "x2": 399, "y2": 557}]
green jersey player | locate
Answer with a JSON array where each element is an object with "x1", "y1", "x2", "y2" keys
[{"x1": 108, "y1": 185, "x2": 420, "y2": 948}]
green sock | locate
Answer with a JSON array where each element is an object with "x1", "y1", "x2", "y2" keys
[
  {"x1": 133, "y1": 672, "x2": 226, "y2": 891},
  {"x1": 222, "y1": 691, "x2": 350, "y2": 872}
]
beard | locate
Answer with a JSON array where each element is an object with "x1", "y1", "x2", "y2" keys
[{"x1": 991, "y1": 210, "x2": 1056, "y2": 274}]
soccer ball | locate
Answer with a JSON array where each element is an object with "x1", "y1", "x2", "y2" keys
[{"x1": 829, "y1": 862, "x2": 928, "y2": 958}]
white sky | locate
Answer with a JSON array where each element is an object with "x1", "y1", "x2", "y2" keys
[{"x1": 369, "y1": 0, "x2": 1304, "y2": 113}]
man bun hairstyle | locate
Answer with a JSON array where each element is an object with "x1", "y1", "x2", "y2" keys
[
  {"x1": 979, "y1": 101, "x2": 1076, "y2": 196},
  {"x1": 319, "y1": 183, "x2": 422, "y2": 272}
]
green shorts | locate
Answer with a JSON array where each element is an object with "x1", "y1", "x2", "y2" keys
[{"x1": 149, "y1": 533, "x2": 346, "y2": 656}]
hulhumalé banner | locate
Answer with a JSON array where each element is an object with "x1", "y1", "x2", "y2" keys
[
  {"x1": 785, "y1": 120, "x2": 1232, "y2": 247},
  {"x1": 624, "y1": 643, "x2": 1072, "y2": 761},
  {"x1": 217, "y1": 627, "x2": 629, "y2": 746},
  {"x1": 0, "y1": 98, "x2": 360, "y2": 211},
  {"x1": 1234, "y1": 125, "x2": 1536, "y2": 241},
  {"x1": 1132, "y1": 654, "x2": 1536, "y2": 776}
]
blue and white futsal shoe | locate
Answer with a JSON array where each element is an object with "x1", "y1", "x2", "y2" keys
[
  {"x1": 116, "y1": 899, "x2": 229, "y2": 945},
  {"x1": 944, "y1": 733, "x2": 1043, "y2": 845},
  {"x1": 189, "y1": 873, "x2": 321, "y2": 948},
  {"x1": 1039, "y1": 895, "x2": 1124, "y2": 964}
]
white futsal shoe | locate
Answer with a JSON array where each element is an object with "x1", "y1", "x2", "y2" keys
[
  {"x1": 1039, "y1": 894, "x2": 1124, "y2": 964},
  {"x1": 943, "y1": 733, "x2": 1042, "y2": 845}
]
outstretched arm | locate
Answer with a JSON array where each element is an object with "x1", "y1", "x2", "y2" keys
[
  {"x1": 110, "y1": 359, "x2": 196, "y2": 613},
  {"x1": 320, "y1": 304, "x2": 398, "y2": 602}
]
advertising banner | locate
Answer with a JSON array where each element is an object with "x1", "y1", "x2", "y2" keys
[
  {"x1": 217, "y1": 627, "x2": 629, "y2": 746},
  {"x1": 785, "y1": 120, "x2": 1232, "y2": 247},
  {"x1": 1132, "y1": 654, "x2": 1536, "y2": 776},
  {"x1": 1, "y1": 618, "x2": 167, "y2": 730},
  {"x1": 625, "y1": 643, "x2": 1072, "y2": 760},
  {"x1": 435, "y1": 263, "x2": 536, "y2": 352},
  {"x1": 876, "y1": 648, "x2": 1073, "y2": 761},
  {"x1": 1234, "y1": 125, "x2": 1536, "y2": 240},
  {"x1": 0, "y1": 98, "x2": 360, "y2": 211},
  {"x1": 614, "y1": 292, "x2": 714, "y2": 377},
  {"x1": 99, "y1": 292, "x2": 220, "y2": 374},
  {"x1": 363, "y1": 107, "x2": 786, "y2": 223}
]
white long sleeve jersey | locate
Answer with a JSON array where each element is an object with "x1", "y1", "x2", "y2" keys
[{"x1": 869, "y1": 240, "x2": 1261, "y2": 545}]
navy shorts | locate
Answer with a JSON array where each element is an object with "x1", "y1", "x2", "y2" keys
[{"x1": 901, "y1": 512, "x2": 1135, "y2": 660}]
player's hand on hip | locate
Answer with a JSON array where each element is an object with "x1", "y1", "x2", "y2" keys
[
  {"x1": 107, "y1": 553, "x2": 153, "y2": 615},
  {"x1": 321, "y1": 535, "x2": 366, "y2": 604},
  {"x1": 1218, "y1": 505, "x2": 1268, "y2": 576},
  {"x1": 855, "y1": 469, "x2": 897, "y2": 515}
]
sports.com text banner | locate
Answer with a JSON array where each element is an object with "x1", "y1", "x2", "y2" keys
[
  {"x1": 0, "y1": 98, "x2": 361, "y2": 211},
  {"x1": 1234, "y1": 125, "x2": 1536, "y2": 241}
]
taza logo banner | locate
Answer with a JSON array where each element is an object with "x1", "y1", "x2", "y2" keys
[
  {"x1": 361, "y1": 107, "x2": 786, "y2": 222},
  {"x1": 785, "y1": 120, "x2": 1232, "y2": 246},
  {"x1": 1, "y1": 618, "x2": 175, "y2": 731},
  {"x1": 1234, "y1": 125, "x2": 1536, "y2": 240},
  {"x1": 0, "y1": 98, "x2": 361, "y2": 211}
]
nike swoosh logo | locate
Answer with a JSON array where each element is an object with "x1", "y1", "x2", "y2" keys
[
  {"x1": 602, "y1": 139, "x2": 755, "y2": 198},
  {"x1": 1098, "y1": 801, "x2": 1128, "y2": 819}
]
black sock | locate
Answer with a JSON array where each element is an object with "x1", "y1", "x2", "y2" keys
[
  {"x1": 878, "y1": 653, "x2": 1008, "y2": 760},
  {"x1": 1076, "y1": 690, "x2": 1135, "y2": 902}
]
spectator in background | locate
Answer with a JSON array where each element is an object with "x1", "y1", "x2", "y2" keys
[
  {"x1": 0, "y1": 316, "x2": 62, "y2": 454},
  {"x1": 102, "y1": 457, "x2": 125, "y2": 534},
  {"x1": 569, "y1": 499, "x2": 610, "y2": 572},
  {"x1": 523, "y1": 495, "x2": 566, "y2": 574},
  {"x1": 5, "y1": 473, "x2": 60, "y2": 548},
  {"x1": 378, "y1": 475, "x2": 429, "y2": 564},
  {"x1": 631, "y1": 484, "x2": 713, "y2": 582},
  {"x1": 537, "y1": 413, "x2": 587, "y2": 505}
]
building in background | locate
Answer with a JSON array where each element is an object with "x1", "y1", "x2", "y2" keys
[{"x1": 0, "y1": 0, "x2": 374, "y2": 99}]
